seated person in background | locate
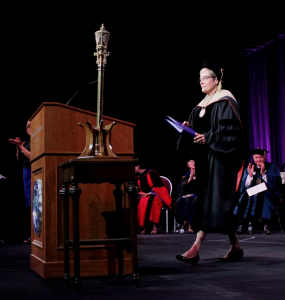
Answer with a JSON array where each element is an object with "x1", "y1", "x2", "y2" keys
[
  {"x1": 135, "y1": 163, "x2": 172, "y2": 234},
  {"x1": 234, "y1": 148, "x2": 282, "y2": 234},
  {"x1": 174, "y1": 160, "x2": 198, "y2": 234}
]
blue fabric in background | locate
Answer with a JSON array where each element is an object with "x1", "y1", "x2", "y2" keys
[{"x1": 23, "y1": 168, "x2": 31, "y2": 206}]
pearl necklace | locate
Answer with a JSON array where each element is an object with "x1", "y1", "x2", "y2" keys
[{"x1": 199, "y1": 92, "x2": 216, "y2": 118}]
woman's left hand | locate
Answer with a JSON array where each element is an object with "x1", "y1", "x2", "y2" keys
[
  {"x1": 9, "y1": 137, "x2": 23, "y2": 147},
  {"x1": 193, "y1": 133, "x2": 205, "y2": 144}
]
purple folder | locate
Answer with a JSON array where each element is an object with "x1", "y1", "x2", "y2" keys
[{"x1": 165, "y1": 116, "x2": 196, "y2": 137}]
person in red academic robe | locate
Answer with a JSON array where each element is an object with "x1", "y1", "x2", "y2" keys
[{"x1": 135, "y1": 164, "x2": 172, "y2": 234}]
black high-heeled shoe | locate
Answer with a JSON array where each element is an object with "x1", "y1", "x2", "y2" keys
[
  {"x1": 217, "y1": 248, "x2": 243, "y2": 262},
  {"x1": 175, "y1": 254, "x2": 199, "y2": 266}
]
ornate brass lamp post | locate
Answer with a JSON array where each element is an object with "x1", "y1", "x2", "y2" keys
[
  {"x1": 78, "y1": 24, "x2": 117, "y2": 159},
  {"x1": 94, "y1": 24, "x2": 110, "y2": 129}
]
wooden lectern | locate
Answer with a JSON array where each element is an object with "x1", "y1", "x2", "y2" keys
[{"x1": 29, "y1": 102, "x2": 136, "y2": 279}]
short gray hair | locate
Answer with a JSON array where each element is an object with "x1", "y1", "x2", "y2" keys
[{"x1": 208, "y1": 69, "x2": 217, "y2": 78}]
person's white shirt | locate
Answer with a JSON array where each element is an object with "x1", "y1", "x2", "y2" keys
[{"x1": 245, "y1": 165, "x2": 267, "y2": 188}]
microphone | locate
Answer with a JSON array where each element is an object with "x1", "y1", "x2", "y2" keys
[{"x1": 66, "y1": 80, "x2": 98, "y2": 105}]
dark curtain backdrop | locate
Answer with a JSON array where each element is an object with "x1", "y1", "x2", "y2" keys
[{"x1": 245, "y1": 34, "x2": 285, "y2": 169}]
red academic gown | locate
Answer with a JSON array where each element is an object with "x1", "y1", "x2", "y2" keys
[{"x1": 137, "y1": 169, "x2": 172, "y2": 228}]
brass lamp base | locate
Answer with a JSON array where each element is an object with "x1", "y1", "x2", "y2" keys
[{"x1": 78, "y1": 120, "x2": 119, "y2": 159}]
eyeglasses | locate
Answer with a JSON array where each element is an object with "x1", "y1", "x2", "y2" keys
[{"x1": 197, "y1": 76, "x2": 216, "y2": 83}]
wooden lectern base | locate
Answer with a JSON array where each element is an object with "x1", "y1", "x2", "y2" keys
[{"x1": 58, "y1": 158, "x2": 139, "y2": 288}]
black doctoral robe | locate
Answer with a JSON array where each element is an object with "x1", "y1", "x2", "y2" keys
[{"x1": 177, "y1": 91, "x2": 244, "y2": 234}]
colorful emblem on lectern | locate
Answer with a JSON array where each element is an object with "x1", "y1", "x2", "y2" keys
[{"x1": 32, "y1": 179, "x2": 43, "y2": 236}]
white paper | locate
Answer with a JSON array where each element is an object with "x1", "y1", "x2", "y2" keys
[
  {"x1": 181, "y1": 194, "x2": 194, "y2": 198},
  {"x1": 246, "y1": 182, "x2": 267, "y2": 196},
  {"x1": 280, "y1": 172, "x2": 285, "y2": 184}
]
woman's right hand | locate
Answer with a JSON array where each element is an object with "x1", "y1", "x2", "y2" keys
[
  {"x1": 138, "y1": 192, "x2": 152, "y2": 198},
  {"x1": 182, "y1": 121, "x2": 189, "y2": 127}
]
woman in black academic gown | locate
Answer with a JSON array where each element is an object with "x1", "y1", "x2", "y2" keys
[{"x1": 175, "y1": 60, "x2": 245, "y2": 265}]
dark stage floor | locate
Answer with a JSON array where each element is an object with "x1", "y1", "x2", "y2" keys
[{"x1": 0, "y1": 230, "x2": 284, "y2": 300}]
